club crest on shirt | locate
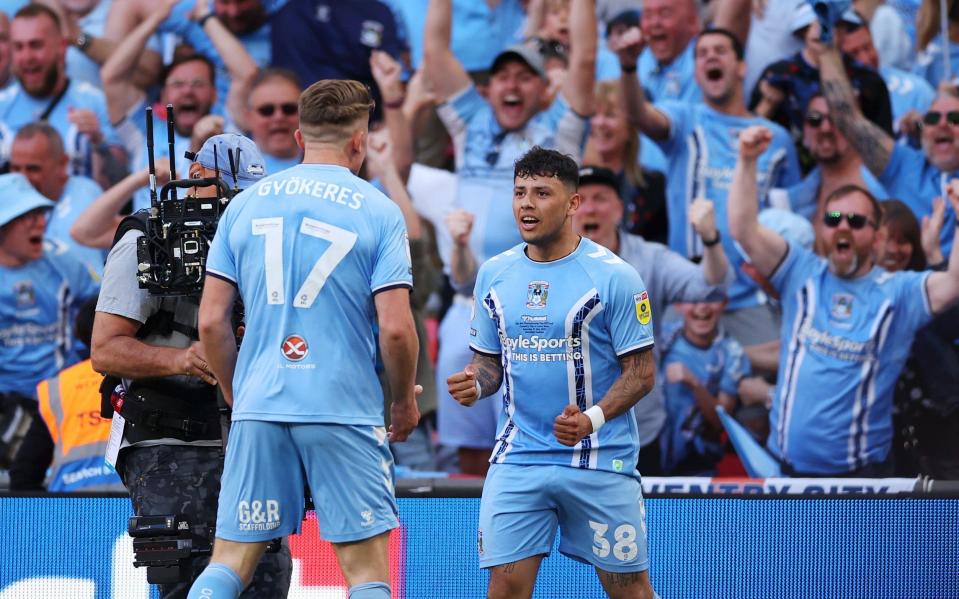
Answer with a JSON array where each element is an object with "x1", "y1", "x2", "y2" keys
[
  {"x1": 634, "y1": 291, "x2": 651, "y2": 325},
  {"x1": 14, "y1": 280, "x2": 35, "y2": 308},
  {"x1": 831, "y1": 293, "x2": 854, "y2": 319},
  {"x1": 281, "y1": 334, "x2": 309, "y2": 361},
  {"x1": 526, "y1": 281, "x2": 549, "y2": 309}
]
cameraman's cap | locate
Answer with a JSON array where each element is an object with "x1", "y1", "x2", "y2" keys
[
  {"x1": 606, "y1": 9, "x2": 640, "y2": 37},
  {"x1": 491, "y1": 44, "x2": 547, "y2": 79},
  {"x1": 0, "y1": 173, "x2": 55, "y2": 228},
  {"x1": 578, "y1": 165, "x2": 620, "y2": 193},
  {"x1": 194, "y1": 133, "x2": 267, "y2": 188}
]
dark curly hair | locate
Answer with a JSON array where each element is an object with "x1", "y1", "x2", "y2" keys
[{"x1": 514, "y1": 146, "x2": 579, "y2": 190}]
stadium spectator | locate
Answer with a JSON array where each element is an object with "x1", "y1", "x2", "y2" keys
[
  {"x1": 105, "y1": 0, "x2": 278, "y2": 117},
  {"x1": 0, "y1": 12, "x2": 11, "y2": 90},
  {"x1": 0, "y1": 4, "x2": 123, "y2": 186},
  {"x1": 243, "y1": 68, "x2": 302, "y2": 175},
  {"x1": 269, "y1": 0, "x2": 407, "y2": 121},
  {"x1": 630, "y1": 0, "x2": 702, "y2": 102},
  {"x1": 581, "y1": 81, "x2": 668, "y2": 243},
  {"x1": 750, "y1": 4, "x2": 893, "y2": 140},
  {"x1": 91, "y1": 134, "x2": 290, "y2": 596},
  {"x1": 660, "y1": 298, "x2": 750, "y2": 476},
  {"x1": 616, "y1": 25, "x2": 801, "y2": 346},
  {"x1": 101, "y1": 0, "x2": 256, "y2": 193},
  {"x1": 816, "y1": 32, "x2": 958, "y2": 254},
  {"x1": 447, "y1": 147, "x2": 657, "y2": 599},
  {"x1": 850, "y1": 0, "x2": 912, "y2": 70},
  {"x1": 0, "y1": 173, "x2": 99, "y2": 490},
  {"x1": 913, "y1": 0, "x2": 959, "y2": 89},
  {"x1": 768, "y1": 94, "x2": 888, "y2": 252},
  {"x1": 741, "y1": 0, "x2": 804, "y2": 100},
  {"x1": 838, "y1": 11, "x2": 935, "y2": 135},
  {"x1": 9, "y1": 122, "x2": 106, "y2": 275},
  {"x1": 875, "y1": 200, "x2": 959, "y2": 479},
  {"x1": 573, "y1": 165, "x2": 730, "y2": 475},
  {"x1": 424, "y1": 0, "x2": 597, "y2": 474},
  {"x1": 728, "y1": 124, "x2": 959, "y2": 477},
  {"x1": 189, "y1": 80, "x2": 417, "y2": 599},
  {"x1": 37, "y1": 297, "x2": 125, "y2": 492}
]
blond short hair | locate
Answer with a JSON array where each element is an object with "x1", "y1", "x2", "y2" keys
[{"x1": 298, "y1": 79, "x2": 374, "y2": 144}]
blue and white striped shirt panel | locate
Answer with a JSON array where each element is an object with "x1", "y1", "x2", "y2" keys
[
  {"x1": 655, "y1": 101, "x2": 801, "y2": 311},
  {"x1": 469, "y1": 239, "x2": 653, "y2": 475},
  {"x1": 436, "y1": 86, "x2": 589, "y2": 265},
  {"x1": 767, "y1": 241, "x2": 932, "y2": 473}
]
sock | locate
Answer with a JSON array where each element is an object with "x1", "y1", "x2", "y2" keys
[
  {"x1": 187, "y1": 563, "x2": 244, "y2": 599},
  {"x1": 348, "y1": 581, "x2": 392, "y2": 599}
]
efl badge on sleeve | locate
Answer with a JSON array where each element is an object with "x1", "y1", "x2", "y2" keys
[
  {"x1": 526, "y1": 281, "x2": 549, "y2": 309},
  {"x1": 634, "y1": 291, "x2": 651, "y2": 325}
]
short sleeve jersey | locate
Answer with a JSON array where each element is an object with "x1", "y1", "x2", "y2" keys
[
  {"x1": 206, "y1": 163, "x2": 413, "y2": 424},
  {"x1": 768, "y1": 241, "x2": 933, "y2": 473},
  {"x1": 469, "y1": 238, "x2": 654, "y2": 476}
]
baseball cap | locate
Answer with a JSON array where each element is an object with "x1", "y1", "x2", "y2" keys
[
  {"x1": 0, "y1": 173, "x2": 55, "y2": 228},
  {"x1": 491, "y1": 44, "x2": 548, "y2": 79},
  {"x1": 791, "y1": 3, "x2": 816, "y2": 34},
  {"x1": 193, "y1": 133, "x2": 267, "y2": 188},
  {"x1": 606, "y1": 9, "x2": 640, "y2": 37},
  {"x1": 577, "y1": 165, "x2": 620, "y2": 193},
  {"x1": 838, "y1": 8, "x2": 864, "y2": 27}
]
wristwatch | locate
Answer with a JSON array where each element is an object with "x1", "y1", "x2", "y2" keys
[{"x1": 76, "y1": 31, "x2": 93, "y2": 52}]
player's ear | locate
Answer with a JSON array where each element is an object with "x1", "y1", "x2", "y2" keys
[
  {"x1": 294, "y1": 129, "x2": 305, "y2": 150},
  {"x1": 568, "y1": 192, "x2": 581, "y2": 215}
]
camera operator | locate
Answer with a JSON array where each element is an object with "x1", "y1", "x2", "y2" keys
[{"x1": 90, "y1": 133, "x2": 291, "y2": 598}]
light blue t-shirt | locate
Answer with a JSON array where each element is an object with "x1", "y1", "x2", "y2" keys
[
  {"x1": 912, "y1": 39, "x2": 959, "y2": 90},
  {"x1": 46, "y1": 176, "x2": 108, "y2": 276},
  {"x1": 0, "y1": 249, "x2": 100, "y2": 398},
  {"x1": 656, "y1": 101, "x2": 801, "y2": 310},
  {"x1": 768, "y1": 241, "x2": 933, "y2": 474},
  {"x1": 437, "y1": 86, "x2": 589, "y2": 269},
  {"x1": 262, "y1": 152, "x2": 301, "y2": 176},
  {"x1": 0, "y1": 81, "x2": 121, "y2": 179},
  {"x1": 637, "y1": 42, "x2": 701, "y2": 103},
  {"x1": 880, "y1": 142, "x2": 956, "y2": 254},
  {"x1": 660, "y1": 323, "x2": 750, "y2": 474},
  {"x1": 206, "y1": 163, "x2": 413, "y2": 424},
  {"x1": 880, "y1": 65, "x2": 935, "y2": 128},
  {"x1": 469, "y1": 237, "x2": 655, "y2": 476},
  {"x1": 773, "y1": 165, "x2": 888, "y2": 221}
]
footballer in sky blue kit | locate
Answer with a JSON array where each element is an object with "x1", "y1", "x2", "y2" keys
[
  {"x1": 205, "y1": 161, "x2": 413, "y2": 542},
  {"x1": 448, "y1": 148, "x2": 658, "y2": 598}
]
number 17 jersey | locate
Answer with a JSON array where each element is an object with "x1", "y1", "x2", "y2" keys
[{"x1": 206, "y1": 163, "x2": 413, "y2": 424}]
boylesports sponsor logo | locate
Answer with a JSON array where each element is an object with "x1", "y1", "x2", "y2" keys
[
  {"x1": 799, "y1": 323, "x2": 872, "y2": 362},
  {"x1": 499, "y1": 334, "x2": 582, "y2": 352}
]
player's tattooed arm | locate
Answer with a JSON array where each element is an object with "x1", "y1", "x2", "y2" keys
[
  {"x1": 599, "y1": 348, "x2": 655, "y2": 419},
  {"x1": 471, "y1": 352, "x2": 504, "y2": 399},
  {"x1": 818, "y1": 47, "x2": 893, "y2": 176}
]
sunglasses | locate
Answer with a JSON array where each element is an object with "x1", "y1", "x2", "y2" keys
[
  {"x1": 254, "y1": 103, "x2": 298, "y2": 117},
  {"x1": 822, "y1": 211, "x2": 875, "y2": 229},
  {"x1": 922, "y1": 110, "x2": 959, "y2": 126},
  {"x1": 805, "y1": 110, "x2": 833, "y2": 128}
]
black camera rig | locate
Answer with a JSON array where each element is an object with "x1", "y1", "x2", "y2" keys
[{"x1": 135, "y1": 104, "x2": 243, "y2": 296}]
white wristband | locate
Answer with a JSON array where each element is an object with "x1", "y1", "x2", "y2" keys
[
  {"x1": 583, "y1": 405, "x2": 606, "y2": 433},
  {"x1": 474, "y1": 379, "x2": 483, "y2": 399}
]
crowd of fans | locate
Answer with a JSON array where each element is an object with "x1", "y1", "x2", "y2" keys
[{"x1": 0, "y1": 0, "x2": 957, "y2": 491}]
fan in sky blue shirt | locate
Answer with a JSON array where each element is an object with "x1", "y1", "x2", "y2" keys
[
  {"x1": 638, "y1": 42, "x2": 701, "y2": 103},
  {"x1": 206, "y1": 163, "x2": 412, "y2": 423},
  {"x1": 656, "y1": 101, "x2": 801, "y2": 310},
  {"x1": 768, "y1": 240, "x2": 933, "y2": 474},
  {"x1": 469, "y1": 238, "x2": 655, "y2": 475}
]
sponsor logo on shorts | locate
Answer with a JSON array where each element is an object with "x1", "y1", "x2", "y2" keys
[
  {"x1": 238, "y1": 499, "x2": 281, "y2": 532},
  {"x1": 282, "y1": 334, "x2": 309, "y2": 361},
  {"x1": 361, "y1": 509, "x2": 375, "y2": 527}
]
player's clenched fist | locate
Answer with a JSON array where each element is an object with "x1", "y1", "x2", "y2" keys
[
  {"x1": 553, "y1": 404, "x2": 593, "y2": 446},
  {"x1": 447, "y1": 366, "x2": 480, "y2": 406},
  {"x1": 738, "y1": 126, "x2": 772, "y2": 160}
]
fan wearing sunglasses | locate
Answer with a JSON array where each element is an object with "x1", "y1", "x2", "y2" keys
[
  {"x1": 245, "y1": 68, "x2": 302, "y2": 175},
  {"x1": 729, "y1": 125, "x2": 959, "y2": 477},
  {"x1": 814, "y1": 34, "x2": 959, "y2": 257}
]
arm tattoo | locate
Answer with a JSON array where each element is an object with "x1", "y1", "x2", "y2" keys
[
  {"x1": 598, "y1": 349, "x2": 654, "y2": 419},
  {"x1": 471, "y1": 352, "x2": 504, "y2": 398},
  {"x1": 820, "y1": 79, "x2": 892, "y2": 175}
]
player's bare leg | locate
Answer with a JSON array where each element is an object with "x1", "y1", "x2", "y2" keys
[
  {"x1": 333, "y1": 531, "x2": 391, "y2": 586},
  {"x1": 596, "y1": 568, "x2": 655, "y2": 599},
  {"x1": 487, "y1": 555, "x2": 544, "y2": 599}
]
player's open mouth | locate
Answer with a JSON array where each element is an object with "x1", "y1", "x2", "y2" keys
[
  {"x1": 581, "y1": 223, "x2": 600, "y2": 233},
  {"x1": 28, "y1": 234, "x2": 43, "y2": 248},
  {"x1": 705, "y1": 67, "x2": 723, "y2": 81},
  {"x1": 520, "y1": 216, "x2": 539, "y2": 231},
  {"x1": 178, "y1": 102, "x2": 200, "y2": 115}
]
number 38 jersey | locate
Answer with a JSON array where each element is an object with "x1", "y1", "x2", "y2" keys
[
  {"x1": 206, "y1": 164, "x2": 413, "y2": 424},
  {"x1": 470, "y1": 238, "x2": 655, "y2": 477}
]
